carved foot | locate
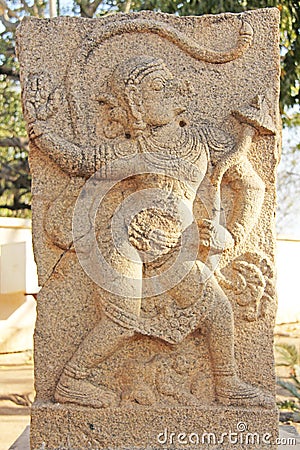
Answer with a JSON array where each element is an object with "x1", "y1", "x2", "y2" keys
[
  {"x1": 175, "y1": 391, "x2": 199, "y2": 406},
  {"x1": 54, "y1": 372, "x2": 119, "y2": 408},
  {"x1": 123, "y1": 386, "x2": 157, "y2": 406},
  {"x1": 216, "y1": 377, "x2": 274, "y2": 409}
]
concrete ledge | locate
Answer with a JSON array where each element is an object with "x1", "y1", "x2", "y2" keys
[{"x1": 0, "y1": 217, "x2": 32, "y2": 229}]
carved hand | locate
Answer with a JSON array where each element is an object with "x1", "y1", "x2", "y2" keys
[
  {"x1": 128, "y1": 209, "x2": 181, "y2": 255},
  {"x1": 232, "y1": 95, "x2": 276, "y2": 137},
  {"x1": 198, "y1": 219, "x2": 234, "y2": 253},
  {"x1": 24, "y1": 74, "x2": 61, "y2": 128},
  {"x1": 27, "y1": 120, "x2": 45, "y2": 140}
]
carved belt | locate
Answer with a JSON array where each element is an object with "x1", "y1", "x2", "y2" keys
[{"x1": 98, "y1": 294, "x2": 210, "y2": 344}]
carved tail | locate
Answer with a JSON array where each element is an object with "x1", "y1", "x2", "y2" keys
[{"x1": 89, "y1": 17, "x2": 253, "y2": 64}]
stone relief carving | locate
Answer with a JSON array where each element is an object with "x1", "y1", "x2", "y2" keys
[
  {"x1": 23, "y1": 17, "x2": 277, "y2": 411},
  {"x1": 25, "y1": 73, "x2": 62, "y2": 122},
  {"x1": 65, "y1": 15, "x2": 254, "y2": 145},
  {"x1": 216, "y1": 251, "x2": 275, "y2": 322},
  {"x1": 84, "y1": 16, "x2": 253, "y2": 63}
]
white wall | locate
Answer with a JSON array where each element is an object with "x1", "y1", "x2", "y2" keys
[
  {"x1": 0, "y1": 217, "x2": 38, "y2": 294},
  {"x1": 0, "y1": 218, "x2": 38, "y2": 353},
  {"x1": 276, "y1": 237, "x2": 300, "y2": 324}
]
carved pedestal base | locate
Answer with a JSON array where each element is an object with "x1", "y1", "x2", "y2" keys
[{"x1": 31, "y1": 402, "x2": 278, "y2": 449}]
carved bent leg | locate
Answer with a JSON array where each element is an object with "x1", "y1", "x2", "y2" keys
[
  {"x1": 54, "y1": 313, "x2": 135, "y2": 408},
  {"x1": 203, "y1": 277, "x2": 273, "y2": 408},
  {"x1": 54, "y1": 236, "x2": 143, "y2": 408}
]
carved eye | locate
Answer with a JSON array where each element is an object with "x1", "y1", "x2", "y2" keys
[{"x1": 151, "y1": 78, "x2": 165, "y2": 91}]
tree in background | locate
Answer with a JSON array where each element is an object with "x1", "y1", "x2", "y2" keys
[
  {"x1": 0, "y1": 76, "x2": 30, "y2": 215},
  {"x1": 0, "y1": 0, "x2": 46, "y2": 216},
  {"x1": 0, "y1": 0, "x2": 299, "y2": 231}
]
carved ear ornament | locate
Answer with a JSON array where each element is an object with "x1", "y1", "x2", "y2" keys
[
  {"x1": 96, "y1": 90, "x2": 147, "y2": 138},
  {"x1": 95, "y1": 93, "x2": 119, "y2": 107},
  {"x1": 93, "y1": 93, "x2": 129, "y2": 138}
]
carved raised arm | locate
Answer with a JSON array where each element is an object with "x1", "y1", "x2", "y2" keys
[
  {"x1": 29, "y1": 126, "x2": 96, "y2": 178},
  {"x1": 207, "y1": 95, "x2": 275, "y2": 249},
  {"x1": 23, "y1": 73, "x2": 103, "y2": 178},
  {"x1": 223, "y1": 155, "x2": 265, "y2": 247}
]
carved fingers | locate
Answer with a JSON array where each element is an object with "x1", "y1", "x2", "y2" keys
[
  {"x1": 198, "y1": 219, "x2": 234, "y2": 253},
  {"x1": 27, "y1": 120, "x2": 44, "y2": 140},
  {"x1": 232, "y1": 95, "x2": 277, "y2": 136},
  {"x1": 24, "y1": 73, "x2": 61, "y2": 129}
]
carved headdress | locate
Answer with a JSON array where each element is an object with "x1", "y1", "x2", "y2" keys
[
  {"x1": 98, "y1": 56, "x2": 170, "y2": 139},
  {"x1": 66, "y1": 14, "x2": 253, "y2": 143}
]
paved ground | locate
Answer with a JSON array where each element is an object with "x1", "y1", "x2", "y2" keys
[
  {"x1": 0, "y1": 352, "x2": 33, "y2": 450},
  {"x1": 275, "y1": 321, "x2": 300, "y2": 436},
  {"x1": 1, "y1": 324, "x2": 300, "y2": 450}
]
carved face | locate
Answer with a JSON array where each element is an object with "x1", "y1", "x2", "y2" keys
[
  {"x1": 132, "y1": 68, "x2": 186, "y2": 127},
  {"x1": 107, "y1": 57, "x2": 187, "y2": 135}
]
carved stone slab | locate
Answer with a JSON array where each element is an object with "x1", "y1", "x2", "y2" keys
[{"x1": 17, "y1": 8, "x2": 281, "y2": 449}]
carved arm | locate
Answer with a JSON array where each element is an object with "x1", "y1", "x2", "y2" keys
[
  {"x1": 206, "y1": 94, "x2": 276, "y2": 250},
  {"x1": 222, "y1": 155, "x2": 265, "y2": 247},
  {"x1": 197, "y1": 125, "x2": 257, "y2": 254},
  {"x1": 29, "y1": 124, "x2": 97, "y2": 178}
]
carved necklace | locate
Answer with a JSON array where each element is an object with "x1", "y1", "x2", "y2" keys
[
  {"x1": 148, "y1": 126, "x2": 189, "y2": 151},
  {"x1": 137, "y1": 126, "x2": 206, "y2": 182}
]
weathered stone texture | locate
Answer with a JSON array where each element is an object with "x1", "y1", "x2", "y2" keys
[{"x1": 17, "y1": 8, "x2": 281, "y2": 449}]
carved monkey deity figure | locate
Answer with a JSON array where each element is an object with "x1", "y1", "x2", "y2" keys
[{"x1": 28, "y1": 55, "x2": 274, "y2": 409}]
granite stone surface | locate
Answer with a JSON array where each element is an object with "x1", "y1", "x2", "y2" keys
[{"x1": 17, "y1": 8, "x2": 281, "y2": 449}]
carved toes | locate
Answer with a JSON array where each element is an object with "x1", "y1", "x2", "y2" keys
[
  {"x1": 54, "y1": 373, "x2": 119, "y2": 408},
  {"x1": 216, "y1": 377, "x2": 274, "y2": 409}
]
